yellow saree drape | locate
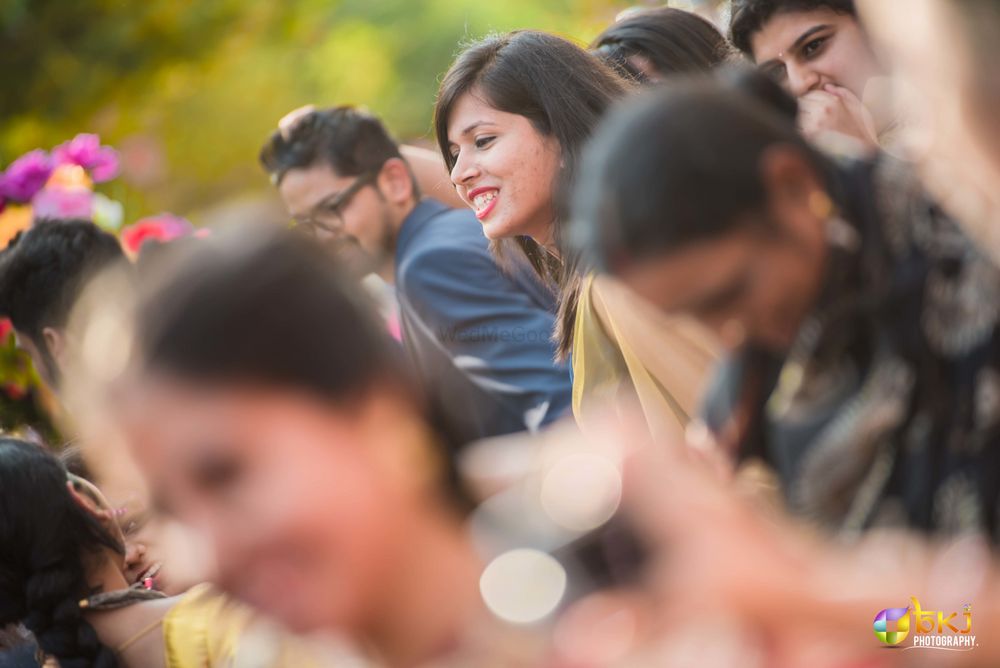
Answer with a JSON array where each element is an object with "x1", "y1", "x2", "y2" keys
[{"x1": 572, "y1": 274, "x2": 719, "y2": 441}]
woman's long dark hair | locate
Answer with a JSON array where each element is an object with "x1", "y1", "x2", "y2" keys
[
  {"x1": 590, "y1": 7, "x2": 733, "y2": 83},
  {"x1": 0, "y1": 438, "x2": 122, "y2": 668},
  {"x1": 434, "y1": 30, "x2": 631, "y2": 360},
  {"x1": 570, "y1": 77, "x2": 833, "y2": 272}
]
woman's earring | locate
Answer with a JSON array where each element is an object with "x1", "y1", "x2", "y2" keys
[
  {"x1": 810, "y1": 190, "x2": 860, "y2": 251},
  {"x1": 808, "y1": 190, "x2": 833, "y2": 219}
]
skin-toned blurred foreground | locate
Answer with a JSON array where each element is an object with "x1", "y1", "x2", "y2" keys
[
  {"x1": 465, "y1": 411, "x2": 1000, "y2": 667},
  {"x1": 54, "y1": 221, "x2": 999, "y2": 667},
  {"x1": 856, "y1": 0, "x2": 1000, "y2": 265}
]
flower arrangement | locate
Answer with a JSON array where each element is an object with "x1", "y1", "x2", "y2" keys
[
  {"x1": 0, "y1": 133, "x2": 123, "y2": 248},
  {"x1": 0, "y1": 149, "x2": 52, "y2": 206},
  {"x1": 120, "y1": 212, "x2": 206, "y2": 259},
  {"x1": 0, "y1": 134, "x2": 198, "y2": 439}
]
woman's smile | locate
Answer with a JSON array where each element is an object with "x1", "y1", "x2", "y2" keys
[{"x1": 469, "y1": 187, "x2": 499, "y2": 220}]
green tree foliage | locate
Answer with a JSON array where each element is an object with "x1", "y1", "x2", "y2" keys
[
  {"x1": 1, "y1": 0, "x2": 631, "y2": 222},
  {"x1": 0, "y1": 0, "x2": 648, "y2": 434}
]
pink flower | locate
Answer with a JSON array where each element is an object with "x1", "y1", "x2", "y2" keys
[
  {"x1": 31, "y1": 188, "x2": 94, "y2": 220},
  {"x1": 120, "y1": 213, "x2": 194, "y2": 256},
  {"x1": 52, "y1": 133, "x2": 120, "y2": 183},
  {"x1": 0, "y1": 318, "x2": 11, "y2": 341},
  {"x1": 1, "y1": 150, "x2": 53, "y2": 203}
]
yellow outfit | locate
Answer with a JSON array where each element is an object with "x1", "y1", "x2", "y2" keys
[
  {"x1": 162, "y1": 584, "x2": 332, "y2": 667},
  {"x1": 572, "y1": 274, "x2": 718, "y2": 441},
  {"x1": 161, "y1": 584, "x2": 246, "y2": 666}
]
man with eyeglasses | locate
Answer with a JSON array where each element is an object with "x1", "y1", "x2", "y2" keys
[{"x1": 260, "y1": 105, "x2": 572, "y2": 442}]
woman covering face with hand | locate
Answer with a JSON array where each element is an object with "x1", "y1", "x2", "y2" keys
[{"x1": 730, "y1": 0, "x2": 895, "y2": 153}]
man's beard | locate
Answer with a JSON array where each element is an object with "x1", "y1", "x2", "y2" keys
[
  {"x1": 319, "y1": 235, "x2": 377, "y2": 278},
  {"x1": 319, "y1": 208, "x2": 396, "y2": 279}
]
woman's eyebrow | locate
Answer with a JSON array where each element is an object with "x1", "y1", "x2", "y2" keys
[
  {"x1": 459, "y1": 120, "x2": 493, "y2": 136},
  {"x1": 790, "y1": 24, "x2": 831, "y2": 53},
  {"x1": 759, "y1": 24, "x2": 832, "y2": 69}
]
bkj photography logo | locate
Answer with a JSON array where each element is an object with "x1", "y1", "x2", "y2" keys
[{"x1": 873, "y1": 597, "x2": 975, "y2": 652}]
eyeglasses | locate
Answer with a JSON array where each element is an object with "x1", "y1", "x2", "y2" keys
[{"x1": 290, "y1": 171, "x2": 378, "y2": 235}]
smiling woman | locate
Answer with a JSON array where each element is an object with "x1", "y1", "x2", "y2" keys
[
  {"x1": 435, "y1": 27, "x2": 726, "y2": 442},
  {"x1": 0, "y1": 438, "x2": 327, "y2": 668},
  {"x1": 434, "y1": 30, "x2": 630, "y2": 361}
]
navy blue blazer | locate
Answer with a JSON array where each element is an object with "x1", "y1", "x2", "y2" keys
[{"x1": 394, "y1": 199, "x2": 571, "y2": 442}]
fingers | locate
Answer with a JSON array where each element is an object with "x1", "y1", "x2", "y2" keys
[
  {"x1": 821, "y1": 83, "x2": 855, "y2": 100},
  {"x1": 824, "y1": 84, "x2": 880, "y2": 146},
  {"x1": 822, "y1": 84, "x2": 866, "y2": 118},
  {"x1": 797, "y1": 87, "x2": 879, "y2": 151},
  {"x1": 797, "y1": 90, "x2": 842, "y2": 136}
]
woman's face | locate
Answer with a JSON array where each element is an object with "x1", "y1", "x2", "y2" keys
[
  {"x1": 615, "y1": 148, "x2": 830, "y2": 352},
  {"x1": 447, "y1": 90, "x2": 563, "y2": 247},
  {"x1": 113, "y1": 496, "x2": 201, "y2": 595},
  {"x1": 117, "y1": 377, "x2": 422, "y2": 635},
  {"x1": 751, "y1": 8, "x2": 882, "y2": 101},
  {"x1": 620, "y1": 225, "x2": 828, "y2": 353}
]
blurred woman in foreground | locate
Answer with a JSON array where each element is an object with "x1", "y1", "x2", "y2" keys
[{"x1": 106, "y1": 224, "x2": 554, "y2": 665}]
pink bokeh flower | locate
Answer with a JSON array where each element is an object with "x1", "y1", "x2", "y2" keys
[
  {"x1": 52, "y1": 133, "x2": 120, "y2": 183},
  {"x1": 1, "y1": 150, "x2": 53, "y2": 203},
  {"x1": 120, "y1": 213, "x2": 195, "y2": 257},
  {"x1": 32, "y1": 188, "x2": 93, "y2": 220}
]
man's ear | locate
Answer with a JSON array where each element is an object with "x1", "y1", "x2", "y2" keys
[
  {"x1": 41, "y1": 326, "x2": 67, "y2": 369},
  {"x1": 378, "y1": 157, "x2": 416, "y2": 206}
]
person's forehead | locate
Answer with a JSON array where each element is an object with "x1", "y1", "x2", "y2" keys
[
  {"x1": 446, "y1": 91, "x2": 514, "y2": 137},
  {"x1": 751, "y1": 7, "x2": 855, "y2": 61},
  {"x1": 618, "y1": 235, "x2": 756, "y2": 303},
  {"x1": 278, "y1": 162, "x2": 350, "y2": 209}
]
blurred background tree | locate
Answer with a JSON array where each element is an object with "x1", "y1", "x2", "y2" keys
[{"x1": 0, "y1": 0, "x2": 670, "y2": 224}]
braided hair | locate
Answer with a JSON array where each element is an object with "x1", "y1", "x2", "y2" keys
[{"x1": 0, "y1": 438, "x2": 121, "y2": 667}]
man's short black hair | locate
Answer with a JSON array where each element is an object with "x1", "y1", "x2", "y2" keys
[
  {"x1": 0, "y1": 219, "x2": 125, "y2": 348},
  {"x1": 729, "y1": 0, "x2": 856, "y2": 58},
  {"x1": 259, "y1": 106, "x2": 406, "y2": 187}
]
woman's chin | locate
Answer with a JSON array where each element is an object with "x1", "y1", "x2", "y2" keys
[{"x1": 480, "y1": 217, "x2": 518, "y2": 241}]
